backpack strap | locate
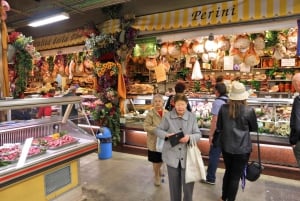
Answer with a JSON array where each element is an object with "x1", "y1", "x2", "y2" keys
[{"x1": 216, "y1": 97, "x2": 228, "y2": 103}]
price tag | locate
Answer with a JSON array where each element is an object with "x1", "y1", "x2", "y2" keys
[
  {"x1": 155, "y1": 64, "x2": 167, "y2": 83},
  {"x1": 224, "y1": 56, "x2": 234, "y2": 70},
  {"x1": 281, "y1": 58, "x2": 295, "y2": 67}
]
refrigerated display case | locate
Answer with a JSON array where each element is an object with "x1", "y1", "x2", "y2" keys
[
  {"x1": 0, "y1": 96, "x2": 97, "y2": 201},
  {"x1": 122, "y1": 95, "x2": 300, "y2": 179}
]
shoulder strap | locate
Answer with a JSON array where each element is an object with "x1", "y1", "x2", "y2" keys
[
  {"x1": 216, "y1": 97, "x2": 228, "y2": 103},
  {"x1": 256, "y1": 131, "x2": 262, "y2": 167}
]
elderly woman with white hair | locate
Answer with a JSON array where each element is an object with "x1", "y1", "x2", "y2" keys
[{"x1": 144, "y1": 94, "x2": 168, "y2": 186}]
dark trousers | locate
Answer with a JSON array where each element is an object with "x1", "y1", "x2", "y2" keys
[
  {"x1": 206, "y1": 145, "x2": 222, "y2": 182},
  {"x1": 221, "y1": 151, "x2": 250, "y2": 201}
]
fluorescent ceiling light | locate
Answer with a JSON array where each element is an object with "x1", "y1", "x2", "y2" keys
[{"x1": 28, "y1": 12, "x2": 69, "y2": 27}]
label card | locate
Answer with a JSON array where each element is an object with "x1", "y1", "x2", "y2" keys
[
  {"x1": 16, "y1": 137, "x2": 33, "y2": 168},
  {"x1": 281, "y1": 58, "x2": 295, "y2": 67}
]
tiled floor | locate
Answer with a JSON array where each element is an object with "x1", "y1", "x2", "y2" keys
[{"x1": 79, "y1": 152, "x2": 300, "y2": 201}]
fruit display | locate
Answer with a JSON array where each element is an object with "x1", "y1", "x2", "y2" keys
[{"x1": 32, "y1": 131, "x2": 78, "y2": 150}]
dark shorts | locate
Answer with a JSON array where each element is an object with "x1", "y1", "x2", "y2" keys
[{"x1": 148, "y1": 150, "x2": 163, "y2": 163}]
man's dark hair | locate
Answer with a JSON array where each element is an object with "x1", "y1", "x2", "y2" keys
[
  {"x1": 174, "y1": 93, "x2": 189, "y2": 104},
  {"x1": 215, "y1": 82, "x2": 227, "y2": 96},
  {"x1": 216, "y1": 75, "x2": 224, "y2": 83},
  {"x1": 174, "y1": 82, "x2": 186, "y2": 93}
]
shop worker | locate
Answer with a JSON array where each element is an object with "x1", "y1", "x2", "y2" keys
[
  {"x1": 36, "y1": 88, "x2": 56, "y2": 118},
  {"x1": 165, "y1": 81, "x2": 191, "y2": 112},
  {"x1": 202, "y1": 82, "x2": 228, "y2": 185},
  {"x1": 290, "y1": 73, "x2": 300, "y2": 167},
  {"x1": 144, "y1": 94, "x2": 168, "y2": 186}
]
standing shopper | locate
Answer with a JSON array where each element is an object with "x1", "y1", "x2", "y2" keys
[
  {"x1": 216, "y1": 81, "x2": 258, "y2": 201},
  {"x1": 156, "y1": 94, "x2": 201, "y2": 201},
  {"x1": 144, "y1": 94, "x2": 168, "y2": 186},
  {"x1": 165, "y1": 81, "x2": 192, "y2": 112},
  {"x1": 203, "y1": 82, "x2": 228, "y2": 185},
  {"x1": 290, "y1": 73, "x2": 300, "y2": 167}
]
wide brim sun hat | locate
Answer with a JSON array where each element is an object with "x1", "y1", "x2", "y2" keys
[{"x1": 228, "y1": 81, "x2": 249, "y2": 100}]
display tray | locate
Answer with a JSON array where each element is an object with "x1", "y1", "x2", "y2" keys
[
  {"x1": 47, "y1": 139, "x2": 79, "y2": 150},
  {"x1": 0, "y1": 147, "x2": 47, "y2": 164}
]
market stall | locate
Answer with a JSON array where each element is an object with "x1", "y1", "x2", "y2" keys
[
  {"x1": 117, "y1": 0, "x2": 300, "y2": 179},
  {"x1": 0, "y1": 96, "x2": 97, "y2": 201}
]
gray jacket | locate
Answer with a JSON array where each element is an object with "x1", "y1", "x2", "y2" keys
[{"x1": 155, "y1": 109, "x2": 201, "y2": 168}]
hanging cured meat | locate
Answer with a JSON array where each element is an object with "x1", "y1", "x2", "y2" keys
[
  {"x1": 233, "y1": 34, "x2": 251, "y2": 51},
  {"x1": 286, "y1": 28, "x2": 298, "y2": 57},
  {"x1": 202, "y1": 53, "x2": 209, "y2": 63},
  {"x1": 160, "y1": 43, "x2": 168, "y2": 56},
  {"x1": 145, "y1": 57, "x2": 157, "y2": 70},
  {"x1": 192, "y1": 40, "x2": 204, "y2": 54},
  {"x1": 277, "y1": 32, "x2": 287, "y2": 46},
  {"x1": 253, "y1": 34, "x2": 265, "y2": 50},
  {"x1": 244, "y1": 43, "x2": 260, "y2": 66},
  {"x1": 180, "y1": 41, "x2": 190, "y2": 55},
  {"x1": 286, "y1": 29, "x2": 298, "y2": 49},
  {"x1": 217, "y1": 35, "x2": 230, "y2": 51},
  {"x1": 230, "y1": 47, "x2": 243, "y2": 64},
  {"x1": 216, "y1": 50, "x2": 225, "y2": 69},
  {"x1": 168, "y1": 42, "x2": 181, "y2": 58},
  {"x1": 272, "y1": 43, "x2": 287, "y2": 60}
]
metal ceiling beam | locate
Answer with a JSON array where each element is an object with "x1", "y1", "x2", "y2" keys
[
  {"x1": 10, "y1": 8, "x2": 31, "y2": 17},
  {"x1": 52, "y1": 0, "x2": 86, "y2": 15}
]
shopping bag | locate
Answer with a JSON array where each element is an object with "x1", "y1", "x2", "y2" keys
[
  {"x1": 156, "y1": 137, "x2": 164, "y2": 152},
  {"x1": 185, "y1": 139, "x2": 206, "y2": 183}
]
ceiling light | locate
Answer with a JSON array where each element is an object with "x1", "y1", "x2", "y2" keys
[{"x1": 28, "y1": 12, "x2": 69, "y2": 27}]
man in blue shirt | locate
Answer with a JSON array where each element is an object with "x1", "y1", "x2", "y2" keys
[{"x1": 203, "y1": 82, "x2": 228, "y2": 185}]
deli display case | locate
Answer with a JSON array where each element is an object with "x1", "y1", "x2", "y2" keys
[
  {"x1": 0, "y1": 96, "x2": 97, "y2": 201},
  {"x1": 122, "y1": 95, "x2": 300, "y2": 179}
]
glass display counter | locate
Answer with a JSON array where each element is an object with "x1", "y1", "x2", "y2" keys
[
  {"x1": 0, "y1": 96, "x2": 97, "y2": 201},
  {"x1": 122, "y1": 95, "x2": 299, "y2": 179}
]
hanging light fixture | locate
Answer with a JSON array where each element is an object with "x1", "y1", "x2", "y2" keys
[
  {"x1": 28, "y1": 12, "x2": 70, "y2": 27},
  {"x1": 191, "y1": 59, "x2": 203, "y2": 80}
]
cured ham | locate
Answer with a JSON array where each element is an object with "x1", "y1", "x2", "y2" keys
[
  {"x1": 168, "y1": 42, "x2": 181, "y2": 58},
  {"x1": 217, "y1": 35, "x2": 230, "y2": 51},
  {"x1": 244, "y1": 43, "x2": 260, "y2": 66},
  {"x1": 230, "y1": 47, "x2": 243, "y2": 64},
  {"x1": 233, "y1": 34, "x2": 250, "y2": 51},
  {"x1": 253, "y1": 34, "x2": 265, "y2": 50}
]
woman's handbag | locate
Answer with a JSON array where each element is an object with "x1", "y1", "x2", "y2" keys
[
  {"x1": 246, "y1": 132, "x2": 263, "y2": 181},
  {"x1": 185, "y1": 138, "x2": 206, "y2": 183}
]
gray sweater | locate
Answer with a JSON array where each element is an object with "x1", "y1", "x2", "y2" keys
[{"x1": 155, "y1": 109, "x2": 201, "y2": 168}]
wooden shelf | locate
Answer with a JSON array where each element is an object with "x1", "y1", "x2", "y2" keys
[{"x1": 267, "y1": 80, "x2": 292, "y2": 82}]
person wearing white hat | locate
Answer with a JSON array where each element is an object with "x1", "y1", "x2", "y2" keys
[{"x1": 215, "y1": 81, "x2": 258, "y2": 201}]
